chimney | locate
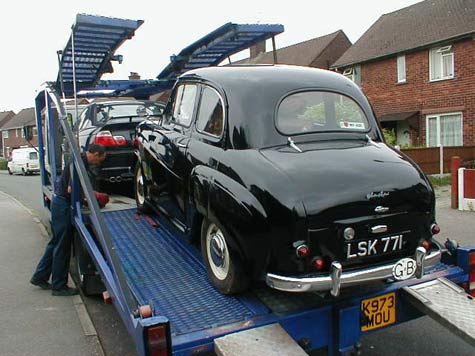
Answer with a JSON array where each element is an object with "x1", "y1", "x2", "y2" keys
[
  {"x1": 250, "y1": 41, "x2": 266, "y2": 58},
  {"x1": 129, "y1": 72, "x2": 141, "y2": 80}
]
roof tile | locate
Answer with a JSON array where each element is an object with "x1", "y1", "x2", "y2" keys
[{"x1": 333, "y1": 0, "x2": 475, "y2": 67}]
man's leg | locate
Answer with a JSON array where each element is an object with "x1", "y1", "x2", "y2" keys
[
  {"x1": 31, "y1": 199, "x2": 62, "y2": 286},
  {"x1": 50, "y1": 196, "x2": 74, "y2": 291}
]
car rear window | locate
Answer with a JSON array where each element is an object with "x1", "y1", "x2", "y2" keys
[
  {"x1": 276, "y1": 91, "x2": 369, "y2": 135},
  {"x1": 29, "y1": 152, "x2": 38, "y2": 160},
  {"x1": 96, "y1": 103, "x2": 162, "y2": 122}
]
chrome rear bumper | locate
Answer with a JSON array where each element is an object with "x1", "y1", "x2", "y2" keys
[{"x1": 266, "y1": 247, "x2": 441, "y2": 296}]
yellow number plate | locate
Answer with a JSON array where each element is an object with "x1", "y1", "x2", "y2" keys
[{"x1": 361, "y1": 292, "x2": 396, "y2": 331}]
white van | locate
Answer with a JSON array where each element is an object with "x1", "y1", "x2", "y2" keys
[{"x1": 7, "y1": 147, "x2": 40, "y2": 175}]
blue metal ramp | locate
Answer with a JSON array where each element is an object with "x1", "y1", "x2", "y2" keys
[
  {"x1": 56, "y1": 14, "x2": 143, "y2": 97},
  {"x1": 103, "y1": 209, "x2": 264, "y2": 337},
  {"x1": 157, "y1": 22, "x2": 284, "y2": 81}
]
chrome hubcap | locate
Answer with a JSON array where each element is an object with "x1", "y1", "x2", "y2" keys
[
  {"x1": 206, "y1": 224, "x2": 229, "y2": 280},
  {"x1": 136, "y1": 167, "x2": 145, "y2": 205}
]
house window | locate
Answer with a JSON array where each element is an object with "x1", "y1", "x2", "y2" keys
[
  {"x1": 342, "y1": 65, "x2": 361, "y2": 86},
  {"x1": 2, "y1": 130, "x2": 8, "y2": 139},
  {"x1": 397, "y1": 55, "x2": 406, "y2": 83},
  {"x1": 426, "y1": 112, "x2": 462, "y2": 147},
  {"x1": 429, "y1": 46, "x2": 454, "y2": 81},
  {"x1": 342, "y1": 67, "x2": 355, "y2": 81}
]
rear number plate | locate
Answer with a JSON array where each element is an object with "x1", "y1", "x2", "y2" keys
[
  {"x1": 361, "y1": 292, "x2": 396, "y2": 331},
  {"x1": 347, "y1": 234, "x2": 404, "y2": 259}
]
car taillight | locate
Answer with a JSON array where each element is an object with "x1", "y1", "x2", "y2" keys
[
  {"x1": 94, "y1": 131, "x2": 128, "y2": 146},
  {"x1": 312, "y1": 256, "x2": 326, "y2": 271},
  {"x1": 469, "y1": 251, "x2": 475, "y2": 297},
  {"x1": 421, "y1": 240, "x2": 431, "y2": 251},
  {"x1": 133, "y1": 138, "x2": 140, "y2": 147},
  {"x1": 296, "y1": 244, "x2": 309, "y2": 258},
  {"x1": 146, "y1": 324, "x2": 170, "y2": 356},
  {"x1": 431, "y1": 223, "x2": 440, "y2": 235}
]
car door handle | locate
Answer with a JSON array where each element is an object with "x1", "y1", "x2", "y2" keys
[{"x1": 176, "y1": 143, "x2": 187, "y2": 148}]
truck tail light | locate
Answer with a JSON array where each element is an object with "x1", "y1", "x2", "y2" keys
[
  {"x1": 94, "y1": 130, "x2": 128, "y2": 146},
  {"x1": 146, "y1": 324, "x2": 171, "y2": 356},
  {"x1": 469, "y1": 251, "x2": 475, "y2": 297}
]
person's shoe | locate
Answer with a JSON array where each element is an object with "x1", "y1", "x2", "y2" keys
[
  {"x1": 30, "y1": 278, "x2": 52, "y2": 290},
  {"x1": 52, "y1": 287, "x2": 79, "y2": 296}
]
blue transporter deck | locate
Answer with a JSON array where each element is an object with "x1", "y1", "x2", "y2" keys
[{"x1": 103, "y1": 209, "x2": 267, "y2": 339}]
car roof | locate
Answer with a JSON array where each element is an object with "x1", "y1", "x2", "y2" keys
[
  {"x1": 182, "y1": 65, "x2": 352, "y2": 92},
  {"x1": 179, "y1": 65, "x2": 378, "y2": 149}
]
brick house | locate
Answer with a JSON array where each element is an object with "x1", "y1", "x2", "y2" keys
[
  {"x1": 0, "y1": 111, "x2": 15, "y2": 158},
  {"x1": 237, "y1": 30, "x2": 351, "y2": 69},
  {"x1": 1, "y1": 108, "x2": 37, "y2": 158},
  {"x1": 332, "y1": 0, "x2": 475, "y2": 148}
]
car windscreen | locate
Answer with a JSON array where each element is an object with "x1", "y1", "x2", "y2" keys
[
  {"x1": 29, "y1": 152, "x2": 38, "y2": 160},
  {"x1": 276, "y1": 91, "x2": 369, "y2": 135},
  {"x1": 97, "y1": 103, "x2": 163, "y2": 122}
]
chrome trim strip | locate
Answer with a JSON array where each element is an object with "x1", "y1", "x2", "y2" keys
[{"x1": 265, "y1": 248, "x2": 442, "y2": 293}]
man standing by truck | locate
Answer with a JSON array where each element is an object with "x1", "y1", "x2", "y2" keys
[{"x1": 30, "y1": 144, "x2": 107, "y2": 296}]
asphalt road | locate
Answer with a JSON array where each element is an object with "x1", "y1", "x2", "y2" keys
[{"x1": 1, "y1": 170, "x2": 474, "y2": 355}]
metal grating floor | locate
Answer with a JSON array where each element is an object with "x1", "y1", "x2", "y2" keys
[
  {"x1": 104, "y1": 209, "x2": 258, "y2": 336},
  {"x1": 402, "y1": 277, "x2": 475, "y2": 347}
]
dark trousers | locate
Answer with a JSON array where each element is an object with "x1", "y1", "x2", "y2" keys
[{"x1": 32, "y1": 195, "x2": 73, "y2": 290}]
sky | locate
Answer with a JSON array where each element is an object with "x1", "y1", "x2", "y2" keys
[{"x1": 0, "y1": 0, "x2": 422, "y2": 113}]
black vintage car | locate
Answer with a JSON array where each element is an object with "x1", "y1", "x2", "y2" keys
[
  {"x1": 73, "y1": 100, "x2": 164, "y2": 185},
  {"x1": 134, "y1": 65, "x2": 441, "y2": 295}
]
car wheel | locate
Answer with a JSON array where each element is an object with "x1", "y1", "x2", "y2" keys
[
  {"x1": 134, "y1": 162, "x2": 151, "y2": 213},
  {"x1": 201, "y1": 217, "x2": 249, "y2": 294},
  {"x1": 7, "y1": 168, "x2": 12, "y2": 175},
  {"x1": 70, "y1": 232, "x2": 105, "y2": 296}
]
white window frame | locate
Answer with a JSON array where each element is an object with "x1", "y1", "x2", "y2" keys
[
  {"x1": 397, "y1": 55, "x2": 406, "y2": 83},
  {"x1": 429, "y1": 45, "x2": 454, "y2": 82},
  {"x1": 342, "y1": 67, "x2": 355, "y2": 81},
  {"x1": 2, "y1": 130, "x2": 8, "y2": 139},
  {"x1": 425, "y1": 112, "x2": 463, "y2": 147}
]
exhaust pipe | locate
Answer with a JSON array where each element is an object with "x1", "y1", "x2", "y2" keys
[{"x1": 108, "y1": 176, "x2": 123, "y2": 183}]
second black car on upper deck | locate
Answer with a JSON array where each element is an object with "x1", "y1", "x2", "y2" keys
[{"x1": 134, "y1": 65, "x2": 441, "y2": 295}]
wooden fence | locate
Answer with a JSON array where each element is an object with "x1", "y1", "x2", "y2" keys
[{"x1": 401, "y1": 146, "x2": 475, "y2": 175}]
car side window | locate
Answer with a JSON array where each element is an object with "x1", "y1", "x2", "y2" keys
[
  {"x1": 78, "y1": 108, "x2": 93, "y2": 130},
  {"x1": 196, "y1": 87, "x2": 224, "y2": 137},
  {"x1": 172, "y1": 84, "x2": 197, "y2": 126}
]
